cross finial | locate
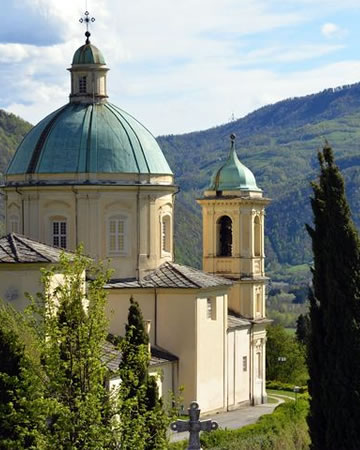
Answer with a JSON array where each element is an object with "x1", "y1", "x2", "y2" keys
[
  {"x1": 170, "y1": 401, "x2": 218, "y2": 450},
  {"x1": 230, "y1": 133, "x2": 236, "y2": 149},
  {"x1": 79, "y1": 11, "x2": 95, "y2": 44}
]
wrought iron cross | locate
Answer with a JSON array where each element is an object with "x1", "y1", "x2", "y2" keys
[
  {"x1": 79, "y1": 11, "x2": 95, "y2": 44},
  {"x1": 170, "y1": 401, "x2": 219, "y2": 450}
]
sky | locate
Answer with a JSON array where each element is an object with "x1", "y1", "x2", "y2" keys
[{"x1": 1, "y1": 0, "x2": 360, "y2": 136}]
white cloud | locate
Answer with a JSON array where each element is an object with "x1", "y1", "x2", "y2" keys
[
  {"x1": 0, "y1": 0, "x2": 359, "y2": 134},
  {"x1": 321, "y1": 23, "x2": 347, "y2": 39}
]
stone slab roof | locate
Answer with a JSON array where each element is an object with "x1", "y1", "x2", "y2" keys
[
  {"x1": 228, "y1": 312, "x2": 251, "y2": 329},
  {"x1": 106, "y1": 262, "x2": 233, "y2": 290},
  {"x1": 103, "y1": 342, "x2": 178, "y2": 372},
  {"x1": 0, "y1": 233, "x2": 72, "y2": 264}
]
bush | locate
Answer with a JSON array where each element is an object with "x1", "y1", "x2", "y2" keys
[
  {"x1": 169, "y1": 399, "x2": 310, "y2": 450},
  {"x1": 266, "y1": 380, "x2": 307, "y2": 394}
]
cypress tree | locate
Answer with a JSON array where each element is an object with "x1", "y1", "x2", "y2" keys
[
  {"x1": 295, "y1": 313, "x2": 310, "y2": 346},
  {"x1": 0, "y1": 304, "x2": 49, "y2": 449},
  {"x1": 306, "y1": 144, "x2": 360, "y2": 449},
  {"x1": 119, "y1": 297, "x2": 169, "y2": 449}
]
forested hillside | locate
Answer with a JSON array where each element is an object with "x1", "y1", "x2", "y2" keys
[
  {"x1": 2, "y1": 82, "x2": 360, "y2": 273},
  {"x1": 158, "y1": 82, "x2": 360, "y2": 270},
  {"x1": 0, "y1": 110, "x2": 32, "y2": 234}
]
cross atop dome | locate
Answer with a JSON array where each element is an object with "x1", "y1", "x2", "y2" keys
[{"x1": 79, "y1": 10, "x2": 95, "y2": 44}]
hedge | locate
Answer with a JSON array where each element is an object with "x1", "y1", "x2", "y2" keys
[{"x1": 169, "y1": 399, "x2": 310, "y2": 450}]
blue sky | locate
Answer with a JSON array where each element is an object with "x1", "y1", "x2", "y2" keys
[{"x1": 1, "y1": 0, "x2": 360, "y2": 135}]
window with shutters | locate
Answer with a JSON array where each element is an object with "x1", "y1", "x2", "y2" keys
[
  {"x1": 52, "y1": 220, "x2": 67, "y2": 249},
  {"x1": 161, "y1": 215, "x2": 171, "y2": 254},
  {"x1": 108, "y1": 215, "x2": 128, "y2": 255}
]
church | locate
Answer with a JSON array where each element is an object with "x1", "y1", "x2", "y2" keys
[{"x1": 0, "y1": 28, "x2": 270, "y2": 414}]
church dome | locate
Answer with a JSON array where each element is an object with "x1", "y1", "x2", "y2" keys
[
  {"x1": 7, "y1": 103, "x2": 172, "y2": 176},
  {"x1": 209, "y1": 135, "x2": 261, "y2": 192},
  {"x1": 72, "y1": 43, "x2": 106, "y2": 65}
]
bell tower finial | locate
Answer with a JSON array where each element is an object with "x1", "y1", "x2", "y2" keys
[{"x1": 79, "y1": 10, "x2": 95, "y2": 44}]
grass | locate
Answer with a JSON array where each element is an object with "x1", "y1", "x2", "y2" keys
[
  {"x1": 266, "y1": 396, "x2": 280, "y2": 404},
  {"x1": 267, "y1": 389, "x2": 296, "y2": 399}
]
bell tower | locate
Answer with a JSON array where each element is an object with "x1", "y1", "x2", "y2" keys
[{"x1": 197, "y1": 134, "x2": 270, "y2": 319}]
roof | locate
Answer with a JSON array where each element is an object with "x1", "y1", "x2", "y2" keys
[
  {"x1": 102, "y1": 342, "x2": 178, "y2": 372},
  {"x1": 6, "y1": 103, "x2": 172, "y2": 177},
  {"x1": 72, "y1": 43, "x2": 106, "y2": 65},
  {"x1": 209, "y1": 141, "x2": 261, "y2": 192},
  {"x1": 106, "y1": 262, "x2": 233, "y2": 290},
  {"x1": 228, "y1": 312, "x2": 251, "y2": 330},
  {"x1": 0, "y1": 233, "x2": 72, "y2": 264}
]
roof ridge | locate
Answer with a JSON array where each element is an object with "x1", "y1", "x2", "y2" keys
[
  {"x1": 15, "y1": 234, "x2": 52, "y2": 263},
  {"x1": 0, "y1": 241, "x2": 13, "y2": 261},
  {"x1": 165, "y1": 262, "x2": 202, "y2": 288},
  {"x1": 8, "y1": 233, "x2": 20, "y2": 262}
]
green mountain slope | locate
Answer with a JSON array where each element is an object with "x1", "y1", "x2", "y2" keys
[
  {"x1": 2, "y1": 83, "x2": 360, "y2": 271},
  {"x1": 158, "y1": 83, "x2": 360, "y2": 269},
  {"x1": 0, "y1": 110, "x2": 32, "y2": 233}
]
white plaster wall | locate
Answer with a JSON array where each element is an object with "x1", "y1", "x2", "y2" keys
[
  {"x1": 0, "y1": 266, "x2": 43, "y2": 311},
  {"x1": 196, "y1": 294, "x2": 227, "y2": 412}
]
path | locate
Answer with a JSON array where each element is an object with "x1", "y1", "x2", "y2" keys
[{"x1": 170, "y1": 397, "x2": 283, "y2": 443}]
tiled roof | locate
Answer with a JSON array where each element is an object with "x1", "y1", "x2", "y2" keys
[
  {"x1": 228, "y1": 312, "x2": 251, "y2": 329},
  {"x1": 106, "y1": 262, "x2": 233, "y2": 290},
  {"x1": 0, "y1": 233, "x2": 72, "y2": 264},
  {"x1": 102, "y1": 342, "x2": 178, "y2": 372}
]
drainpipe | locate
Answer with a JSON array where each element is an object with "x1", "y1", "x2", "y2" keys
[
  {"x1": 154, "y1": 287, "x2": 158, "y2": 346},
  {"x1": 72, "y1": 186, "x2": 78, "y2": 248},
  {"x1": 171, "y1": 186, "x2": 180, "y2": 263},
  {"x1": 136, "y1": 183, "x2": 141, "y2": 279}
]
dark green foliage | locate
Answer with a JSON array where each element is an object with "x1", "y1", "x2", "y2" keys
[
  {"x1": 119, "y1": 297, "x2": 169, "y2": 449},
  {"x1": 295, "y1": 314, "x2": 310, "y2": 346},
  {"x1": 37, "y1": 248, "x2": 116, "y2": 449},
  {"x1": 0, "y1": 303, "x2": 49, "y2": 449},
  {"x1": 169, "y1": 399, "x2": 310, "y2": 450},
  {"x1": 144, "y1": 376, "x2": 169, "y2": 450},
  {"x1": 266, "y1": 324, "x2": 308, "y2": 385},
  {"x1": 306, "y1": 145, "x2": 360, "y2": 449}
]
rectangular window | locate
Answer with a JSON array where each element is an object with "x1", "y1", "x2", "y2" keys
[
  {"x1": 243, "y1": 356, "x2": 247, "y2": 372},
  {"x1": 207, "y1": 298, "x2": 217, "y2": 320},
  {"x1": 79, "y1": 76, "x2": 87, "y2": 94},
  {"x1": 53, "y1": 221, "x2": 67, "y2": 249},
  {"x1": 161, "y1": 215, "x2": 171, "y2": 253},
  {"x1": 109, "y1": 219, "x2": 125, "y2": 253}
]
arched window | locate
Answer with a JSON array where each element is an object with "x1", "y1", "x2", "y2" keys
[
  {"x1": 9, "y1": 215, "x2": 19, "y2": 233},
  {"x1": 108, "y1": 215, "x2": 127, "y2": 255},
  {"x1": 161, "y1": 215, "x2": 171, "y2": 254},
  {"x1": 254, "y1": 216, "x2": 261, "y2": 257},
  {"x1": 52, "y1": 219, "x2": 67, "y2": 249},
  {"x1": 79, "y1": 76, "x2": 87, "y2": 94},
  {"x1": 217, "y1": 216, "x2": 232, "y2": 257}
]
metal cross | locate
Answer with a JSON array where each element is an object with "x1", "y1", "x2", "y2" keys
[
  {"x1": 170, "y1": 401, "x2": 219, "y2": 450},
  {"x1": 79, "y1": 11, "x2": 95, "y2": 44}
]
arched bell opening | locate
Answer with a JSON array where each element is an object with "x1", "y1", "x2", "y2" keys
[{"x1": 217, "y1": 215, "x2": 233, "y2": 257}]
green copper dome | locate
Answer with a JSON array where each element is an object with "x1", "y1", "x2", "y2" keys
[
  {"x1": 209, "y1": 137, "x2": 261, "y2": 192},
  {"x1": 7, "y1": 103, "x2": 172, "y2": 176},
  {"x1": 72, "y1": 43, "x2": 105, "y2": 65}
]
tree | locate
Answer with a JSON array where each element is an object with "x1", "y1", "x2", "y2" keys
[
  {"x1": 118, "y1": 297, "x2": 169, "y2": 449},
  {"x1": 266, "y1": 324, "x2": 308, "y2": 385},
  {"x1": 0, "y1": 303, "x2": 49, "y2": 449},
  {"x1": 306, "y1": 144, "x2": 360, "y2": 449},
  {"x1": 295, "y1": 313, "x2": 310, "y2": 346},
  {"x1": 37, "y1": 248, "x2": 117, "y2": 449}
]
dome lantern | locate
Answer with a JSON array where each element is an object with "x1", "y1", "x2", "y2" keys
[
  {"x1": 207, "y1": 134, "x2": 261, "y2": 195},
  {"x1": 68, "y1": 11, "x2": 109, "y2": 104}
]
